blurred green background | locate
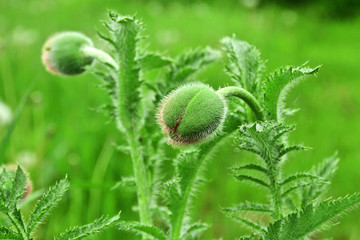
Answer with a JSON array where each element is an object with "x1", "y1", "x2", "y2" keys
[{"x1": 0, "y1": 0, "x2": 359, "y2": 239}]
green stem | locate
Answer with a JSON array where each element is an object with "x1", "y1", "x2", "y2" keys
[
  {"x1": 128, "y1": 128, "x2": 151, "y2": 225},
  {"x1": 7, "y1": 212, "x2": 29, "y2": 240},
  {"x1": 171, "y1": 158, "x2": 203, "y2": 240},
  {"x1": 267, "y1": 163, "x2": 282, "y2": 220},
  {"x1": 216, "y1": 86, "x2": 264, "y2": 121},
  {"x1": 113, "y1": 17, "x2": 152, "y2": 229},
  {"x1": 116, "y1": 87, "x2": 152, "y2": 229},
  {"x1": 171, "y1": 133, "x2": 233, "y2": 240},
  {"x1": 82, "y1": 46, "x2": 118, "y2": 70}
]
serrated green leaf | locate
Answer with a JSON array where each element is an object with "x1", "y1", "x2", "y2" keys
[
  {"x1": 264, "y1": 220, "x2": 281, "y2": 240},
  {"x1": 281, "y1": 173, "x2": 320, "y2": 186},
  {"x1": 118, "y1": 221, "x2": 167, "y2": 240},
  {"x1": 27, "y1": 178, "x2": 69, "y2": 235},
  {"x1": 96, "y1": 30, "x2": 116, "y2": 47},
  {"x1": 237, "y1": 122, "x2": 304, "y2": 166},
  {"x1": 223, "y1": 202, "x2": 272, "y2": 213},
  {"x1": 0, "y1": 169, "x2": 11, "y2": 211},
  {"x1": 233, "y1": 175, "x2": 269, "y2": 188},
  {"x1": 230, "y1": 164, "x2": 267, "y2": 175},
  {"x1": 0, "y1": 227, "x2": 22, "y2": 239},
  {"x1": 278, "y1": 145, "x2": 310, "y2": 158},
  {"x1": 263, "y1": 65, "x2": 320, "y2": 121},
  {"x1": 9, "y1": 167, "x2": 27, "y2": 208},
  {"x1": 221, "y1": 37, "x2": 265, "y2": 95},
  {"x1": 111, "y1": 177, "x2": 136, "y2": 190},
  {"x1": 181, "y1": 222, "x2": 208, "y2": 240},
  {"x1": 138, "y1": 52, "x2": 172, "y2": 70},
  {"x1": 56, "y1": 213, "x2": 121, "y2": 240},
  {"x1": 224, "y1": 212, "x2": 266, "y2": 234},
  {"x1": 0, "y1": 202, "x2": 8, "y2": 214},
  {"x1": 282, "y1": 179, "x2": 327, "y2": 198},
  {"x1": 266, "y1": 193, "x2": 360, "y2": 240},
  {"x1": 168, "y1": 47, "x2": 221, "y2": 83},
  {"x1": 161, "y1": 178, "x2": 181, "y2": 222},
  {"x1": 302, "y1": 154, "x2": 339, "y2": 206},
  {"x1": 236, "y1": 235, "x2": 256, "y2": 240}
]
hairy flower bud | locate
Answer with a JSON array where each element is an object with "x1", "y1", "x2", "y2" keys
[
  {"x1": 1, "y1": 164, "x2": 32, "y2": 200},
  {"x1": 158, "y1": 83, "x2": 226, "y2": 145},
  {"x1": 42, "y1": 32, "x2": 94, "y2": 75}
]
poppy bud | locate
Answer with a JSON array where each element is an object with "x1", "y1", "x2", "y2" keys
[
  {"x1": 158, "y1": 83, "x2": 226, "y2": 146},
  {"x1": 42, "y1": 32, "x2": 94, "y2": 75}
]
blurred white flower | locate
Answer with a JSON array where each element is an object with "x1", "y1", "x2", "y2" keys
[
  {"x1": 12, "y1": 26, "x2": 39, "y2": 46},
  {"x1": 16, "y1": 151, "x2": 37, "y2": 169},
  {"x1": 0, "y1": 101, "x2": 12, "y2": 126}
]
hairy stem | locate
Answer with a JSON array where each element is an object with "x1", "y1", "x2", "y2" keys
[
  {"x1": 171, "y1": 134, "x2": 233, "y2": 240},
  {"x1": 267, "y1": 163, "x2": 282, "y2": 220},
  {"x1": 170, "y1": 160, "x2": 201, "y2": 240},
  {"x1": 127, "y1": 128, "x2": 151, "y2": 225},
  {"x1": 217, "y1": 86, "x2": 264, "y2": 121},
  {"x1": 82, "y1": 46, "x2": 118, "y2": 69},
  {"x1": 113, "y1": 16, "x2": 151, "y2": 228}
]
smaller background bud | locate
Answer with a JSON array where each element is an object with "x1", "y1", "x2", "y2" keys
[{"x1": 42, "y1": 32, "x2": 94, "y2": 76}]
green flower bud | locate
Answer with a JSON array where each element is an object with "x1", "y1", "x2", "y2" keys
[
  {"x1": 42, "y1": 32, "x2": 94, "y2": 75},
  {"x1": 158, "y1": 83, "x2": 227, "y2": 146},
  {"x1": 1, "y1": 164, "x2": 32, "y2": 200}
]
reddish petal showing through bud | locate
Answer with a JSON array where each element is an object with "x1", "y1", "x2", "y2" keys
[
  {"x1": 42, "y1": 35, "x2": 60, "y2": 74},
  {"x1": 158, "y1": 83, "x2": 226, "y2": 146}
]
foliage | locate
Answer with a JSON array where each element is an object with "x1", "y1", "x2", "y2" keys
[
  {"x1": 221, "y1": 39, "x2": 360, "y2": 239},
  {"x1": 92, "y1": 11, "x2": 228, "y2": 240},
  {"x1": 1, "y1": 8, "x2": 358, "y2": 240},
  {"x1": 91, "y1": 13, "x2": 360, "y2": 239},
  {"x1": 0, "y1": 166, "x2": 120, "y2": 240}
]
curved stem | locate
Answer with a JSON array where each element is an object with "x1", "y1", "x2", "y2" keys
[
  {"x1": 82, "y1": 46, "x2": 118, "y2": 70},
  {"x1": 217, "y1": 86, "x2": 264, "y2": 121}
]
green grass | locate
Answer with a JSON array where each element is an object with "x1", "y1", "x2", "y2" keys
[{"x1": 0, "y1": 0, "x2": 359, "y2": 239}]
